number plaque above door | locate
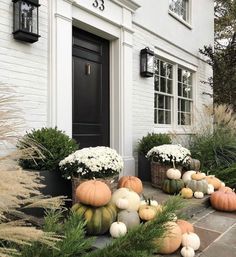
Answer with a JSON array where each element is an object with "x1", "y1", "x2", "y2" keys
[{"x1": 92, "y1": 0, "x2": 105, "y2": 11}]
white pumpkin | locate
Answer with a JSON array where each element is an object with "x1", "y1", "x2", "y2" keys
[
  {"x1": 182, "y1": 171, "x2": 196, "y2": 184},
  {"x1": 111, "y1": 188, "x2": 140, "y2": 211},
  {"x1": 140, "y1": 199, "x2": 158, "y2": 207},
  {"x1": 116, "y1": 197, "x2": 129, "y2": 209},
  {"x1": 180, "y1": 246, "x2": 195, "y2": 257},
  {"x1": 109, "y1": 222, "x2": 127, "y2": 238},
  {"x1": 166, "y1": 168, "x2": 182, "y2": 180},
  {"x1": 182, "y1": 232, "x2": 200, "y2": 250},
  {"x1": 207, "y1": 184, "x2": 214, "y2": 195},
  {"x1": 194, "y1": 191, "x2": 204, "y2": 199}
]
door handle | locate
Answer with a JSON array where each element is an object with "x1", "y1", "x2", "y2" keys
[{"x1": 85, "y1": 63, "x2": 91, "y2": 75}]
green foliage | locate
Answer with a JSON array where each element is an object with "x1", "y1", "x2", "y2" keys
[
  {"x1": 19, "y1": 210, "x2": 93, "y2": 257},
  {"x1": 85, "y1": 196, "x2": 186, "y2": 257},
  {"x1": 137, "y1": 133, "x2": 172, "y2": 155},
  {"x1": 212, "y1": 164, "x2": 236, "y2": 188},
  {"x1": 18, "y1": 127, "x2": 78, "y2": 171}
]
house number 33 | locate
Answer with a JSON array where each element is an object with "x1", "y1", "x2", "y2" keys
[{"x1": 93, "y1": 0, "x2": 105, "y2": 11}]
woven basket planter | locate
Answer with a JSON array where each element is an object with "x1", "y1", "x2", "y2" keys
[
  {"x1": 151, "y1": 162, "x2": 183, "y2": 188},
  {"x1": 72, "y1": 175, "x2": 119, "y2": 204}
]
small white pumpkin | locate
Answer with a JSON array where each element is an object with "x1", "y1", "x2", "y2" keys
[
  {"x1": 207, "y1": 184, "x2": 214, "y2": 195},
  {"x1": 116, "y1": 197, "x2": 129, "y2": 209},
  {"x1": 180, "y1": 246, "x2": 195, "y2": 257},
  {"x1": 166, "y1": 168, "x2": 182, "y2": 180},
  {"x1": 194, "y1": 191, "x2": 204, "y2": 199},
  {"x1": 109, "y1": 222, "x2": 127, "y2": 238},
  {"x1": 140, "y1": 199, "x2": 158, "y2": 207},
  {"x1": 182, "y1": 232, "x2": 200, "y2": 250},
  {"x1": 182, "y1": 171, "x2": 196, "y2": 184}
]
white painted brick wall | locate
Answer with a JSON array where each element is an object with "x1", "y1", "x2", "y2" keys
[
  {"x1": 0, "y1": 0, "x2": 48, "y2": 135},
  {"x1": 132, "y1": 24, "x2": 213, "y2": 173}
]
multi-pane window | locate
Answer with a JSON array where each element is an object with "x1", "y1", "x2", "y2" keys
[
  {"x1": 169, "y1": 0, "x2": 189, "y2": 22},
  {"x1": 154, "y1": 59, "x2": 173, "y2": 125},
  {"x1": 154, "y1": 57, "x2": 193, "y2": 127},
  {"x1": 178, "y1": 68, "x2": 193, "y2": 125}
]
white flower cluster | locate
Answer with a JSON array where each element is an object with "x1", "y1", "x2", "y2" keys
[
  {"x1": 146, "y1": 144, "x2": 191, "y2": 164},
  {"x1": 59, "y1": 146, "x2": 123, "y2": 178}
]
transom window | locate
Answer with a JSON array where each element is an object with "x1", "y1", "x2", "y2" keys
[
  {"x1": 154, "y1": 57, "x2": 193, "y2": 127},
  {"x1": 169, "y1": 0, "x2": 189, "y2": 22}
]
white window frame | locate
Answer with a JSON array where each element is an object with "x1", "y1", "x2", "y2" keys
[
  {"x1": 168, "y1": 0, "x2": 192, "y2": 29},
  {"x1": 154, "y1": 55, "x2": 195, "y2": 132}
]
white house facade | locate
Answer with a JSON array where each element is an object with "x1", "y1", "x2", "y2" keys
[{"x1": 0, "y1": 0, "x2": 214, "y2": 175}]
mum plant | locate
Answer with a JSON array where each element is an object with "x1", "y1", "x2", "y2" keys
[
  {"x1": 59, "y1": 146, "x2": 123, "y2": 180},
  {"x1": 146, "y1": 144, "x2": 191, "y2": 166}
]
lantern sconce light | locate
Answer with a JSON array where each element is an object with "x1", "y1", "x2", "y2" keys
[
  {"x1": 12, "y1": 0, "x2": 40, "y2": 43},
  {"x1": 140, "y1": 47, "x2": 154, "y2": 77}
]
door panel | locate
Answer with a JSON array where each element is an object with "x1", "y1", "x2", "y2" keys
[{"x1": 72, "y1": 28, "x2": 109, "y2": 148}]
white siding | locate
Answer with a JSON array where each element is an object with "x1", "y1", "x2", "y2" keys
[{"x1": 0, "y1": 0, "x2": 48, "y2": 132}]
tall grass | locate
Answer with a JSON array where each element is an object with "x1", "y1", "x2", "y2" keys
[{"x1": 189, "y1": 105, "x2": 236, "y2": 185}]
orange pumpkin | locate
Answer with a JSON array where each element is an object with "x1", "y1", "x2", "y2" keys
[
  {"x1": 176, "y1": 219, "x2": 194, "y2": 234},
  {"x1": 210, "y1": 190, "x2": 236, "y2": 212},
  {"x1": 118, "y1": 176, "x2": 143, "y2": 194},
  {"x1": 191, "y1": 172, "x2": 206, "y2": 181},
  {"x1": 205, "y1": 175, "x2": 222, "y2": 190},
  {"x1": 154, "y1": 221, "x2": 182, "y2": 254},
  {"x1": 218, "y1": 186, "x2": 233, "y2": 193},
  {"x1": 76, "y1": 180, "x2": 111, "y2": 207}
]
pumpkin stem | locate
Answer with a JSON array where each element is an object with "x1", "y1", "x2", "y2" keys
[
  {"x1": 172, "y1": 160, "x2": 176, "y2": 169},
  {"x1": 148, "y1": 198, "x2": 151, "y2": 206}
]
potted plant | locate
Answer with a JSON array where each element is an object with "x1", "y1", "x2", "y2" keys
[
  {"x1": 146, "y1": 144, "x2": 191, "y2": 188},
  {"x1": 17, "y1": 127, "x2": 78, "y2": 198},
  {"x1": 137, "y1": 133, "x2": 171, "y2": 182},
  {"x1": 59, "y1": 146, "x2": 124, "y2": 203}
]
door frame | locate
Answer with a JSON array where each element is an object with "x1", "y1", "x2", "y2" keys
[{"x1": 48, "y1": 0, "x2": 140, "y2": 176}]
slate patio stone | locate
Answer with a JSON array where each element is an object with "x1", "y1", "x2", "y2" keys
[
  {"x1": 193, "y1": 226, "x2": 221, "y2": 251},
  {"x1": 194, "y1": 212, "x2": 236, "y2": 233},
  {"x1": 215, "y1": 224, "x2": 236, "y2": 246},
  {"x1": 200, "y1": 242, "x2": 236, "y2": 257}
]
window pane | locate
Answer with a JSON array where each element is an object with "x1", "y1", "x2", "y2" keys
[
  {"x1": 160, "y1": 77, "x2": 166, "y2": 92},
  {"x1": 158, "y1": 110, "x2": 164, "y2": 124},
  {"x1": 158, "y1": 94, "x2": 164, "y2": 109},
  {"x1": 169, "y1": 0, "x2": 188, "y2": 21},
  {"x1": 154, "y1": 58, "x2": 159, "y2": 74},
  {"x1": 178, "y1": 82, "x2": 182, "y2": 96},
  {"x1": 167, "y1": 79, "x2": 172, "y2": 94},
  {"x1": 154, "y1": 109, "x2": 157, "y2": 124},
  {"x1": 154, "y1": 93, "x2": 158, "y2": 108},
  {"x1": 178, "y1": 68, "x2": 182, "y2": 82},
  {"x1": 165, "y1": 111, "x2": 171, "y2": 124},
  {"x1": 165, "y1": 96, "x2": 171, "y2": 110},
  {"x1": 183, "y1": 84, "x2": 188, "y2": 97},
  {"x1": 155, "y1": 76, "x2": 159, "y2": 91},
  {"x1": 160, "y1": 61, "x2": 166, "y2": 77},
  {"x1": 167, "y1": 64, "x2": 173, "y2": 79}
]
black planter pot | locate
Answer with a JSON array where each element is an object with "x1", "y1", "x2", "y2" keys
[
  {"x1": 138, "y1": 153, "x2": 151, "y2": 182},
  {"x1": 23, "y1": 170, "x2": 72, "y2": 218}
]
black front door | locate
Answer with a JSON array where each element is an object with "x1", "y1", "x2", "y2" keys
[{"x1": 72, "y1": 28, "x2": 110, "y2": 148}]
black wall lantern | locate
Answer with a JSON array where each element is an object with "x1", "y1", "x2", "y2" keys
[
  {"x1": 140, "y1": 47, "x2": 154, "y2": 77},
  {"x1": 12, "y1": 0, "x2": 40, "y2": 43}
]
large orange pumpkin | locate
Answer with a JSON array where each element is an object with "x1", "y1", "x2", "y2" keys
[
  {"x1": 205, "y1": 175, "x2": 222, "y2": 190},
  {"x1": 118, "y1": 176, "x2": 143, "y2": 194},
  {"x1": 210, "y1": 190, "x2": 236, "y2": 212},
  {"x1": 76, "y1": 180, "x2": 112, "y2": 207},
  {"x1": 176, "y1": 219, "x2": 194, "y2": 234},
  {"x1": 154, "y1": 221, "x2": 182, "y2": 254}
]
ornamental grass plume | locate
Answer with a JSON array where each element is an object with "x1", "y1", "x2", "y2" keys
[{"x1": 0, "y1": 84, "x2": 65, "y2": 257}]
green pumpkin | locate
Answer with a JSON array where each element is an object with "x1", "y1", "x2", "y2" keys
[
  {"x1": 186, "y1": 179, "x2": 208, "y2": 194},
  {"x1": 162, "y1": 179, "x2": 185, "y2": 194},
  {"x1": 72, "y1": 202, "x2": 117, "y2": 235}
]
